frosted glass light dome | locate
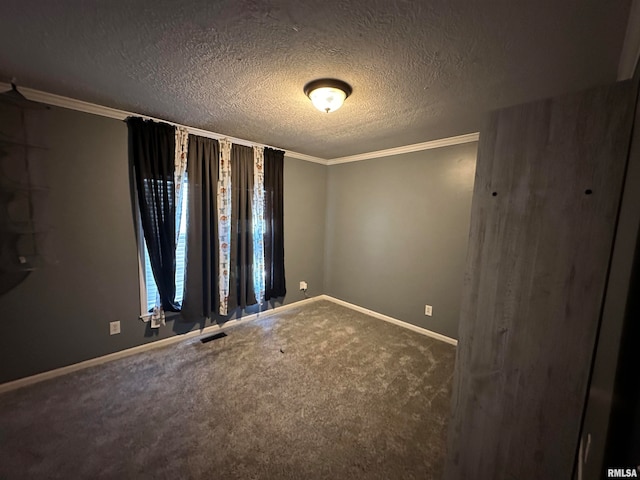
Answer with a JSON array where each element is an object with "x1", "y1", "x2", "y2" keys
[
  {"x1": 304, "y1": 79, "x2": 352, "y2": 113},
  {"x1": 308, "y1": 86, "x2": 347, "y2": 113}
]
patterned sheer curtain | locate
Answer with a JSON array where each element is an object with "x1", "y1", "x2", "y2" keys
[
  {"x1": 217, "y1": 139, "x2": 232, "y2": 315},
  {"x1": 252, "y1": 146, "x2": 266, "y2": 303},
  {"x1": 174, "y1": 127, "x2": 189, "y2": 244}
]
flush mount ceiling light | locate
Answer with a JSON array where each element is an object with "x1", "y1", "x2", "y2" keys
[{"x1": 304, "y1": 79, "x2": 352, "y2": 113}]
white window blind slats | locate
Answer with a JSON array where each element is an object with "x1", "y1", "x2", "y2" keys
[{"x1": 143, "y1": 181, "x2": 188, "y2": 312}]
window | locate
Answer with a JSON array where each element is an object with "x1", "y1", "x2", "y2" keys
[
  {"x1": 141, "y1": 179, "x2": 189, "y2": 312},
  {"x1": 134, "y1": 141, "x2": 285, "y2": 316}
]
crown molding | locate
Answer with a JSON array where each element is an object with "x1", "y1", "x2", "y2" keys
[
  {"x1": 0, "y1": 82, "x2": 476, "y2": 166},
  {"x1": 284, "y1": 151, "x2": 329, "y2": 165},
  {"x1": 0, "y1": 81, "x2": 323, "y2": 162},
  {"x1": 618, "y1": 0, "x2": 640, "y2": 80},
  {"x1": 327, "y1": 132, "x2": 480, "y2": 165},
  {"x1": 0, "y1": 82, "x2": 130, "y2": 120}
]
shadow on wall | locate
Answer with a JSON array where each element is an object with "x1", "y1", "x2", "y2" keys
[{"x1": 0, "y1": 85, "x2": 52, "y2": 296}]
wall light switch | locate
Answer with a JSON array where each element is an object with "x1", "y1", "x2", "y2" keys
[
  {"x1": 425, "y1": 305, "x2": 433, "y2": 316},
  {"x1": 110, "y1": 321, "x2": 121, "y2": 335}
]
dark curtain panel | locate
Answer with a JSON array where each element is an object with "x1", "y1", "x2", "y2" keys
[
  {"x1": 127, "y1": 117, "x2": 180, "y2": 311},
  {"x1": 228, "y1": 144, "x2": 256, "y2": 310},
  {"x1": 182, "y1": 135, "x2": 219, "y2": 319},
  {"x1": 263, "y1": 147, "x2": 286, "y2": 299}
]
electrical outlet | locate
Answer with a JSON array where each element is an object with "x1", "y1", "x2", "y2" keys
[
  {"x1": 109, "y1": 321, "x2": 121, "y2": 335},
  {"x1": 425, "y1": 305, "x2": 433, "y2": 316},
  {"x1": 299, "y1": 281, "x2": 308, "y2": 291}
]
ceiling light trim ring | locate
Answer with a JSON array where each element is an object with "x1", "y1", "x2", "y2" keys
[{"x1": 303, "y1": 78, "x2": 352, "y2": 98}]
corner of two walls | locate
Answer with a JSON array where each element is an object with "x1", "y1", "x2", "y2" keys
[
  {"x1": 0, "y1": 102, "x2": 475, "y2": 385},
  {"x1": 287, "y1": 141, "x2": 479, "y2": 342},
  {"x1": 323, "y1": 143, "x2": 478, "y2": 340},
  {"x1": 282, "y1": 155, "x2": 328, "y2": 303}
]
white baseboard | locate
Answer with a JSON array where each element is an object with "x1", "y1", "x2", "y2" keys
[
  {"x1": 319, "y1": 295, "x2": 458, "y2": 346},
  {"x1": 0, "y1": 294, "x2": 456, "y2": 394},
  {"x1": 0, "y1": 296, "x2": 321, "y2": 394}
]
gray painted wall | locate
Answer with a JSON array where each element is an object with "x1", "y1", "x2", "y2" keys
[
  {"x1": 1, "y1": 104, "x2": 470, "y2": 383},
  {"x1": 324, "y1": 143, "x2": 477, "y2": 339},
  {"x1": 283, "y1": 156, "x2": 326, "y2": 300},
  {"x1": 1, "y1": 107, "x2": 141, "y2": 383},
  {"x1": 0, "y1": 107, "x2": 327, "y2": 384}
]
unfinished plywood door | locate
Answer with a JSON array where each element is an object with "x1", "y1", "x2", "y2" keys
[{"x1": 443, "y1": 81, "x2": 636, "y2": 480}]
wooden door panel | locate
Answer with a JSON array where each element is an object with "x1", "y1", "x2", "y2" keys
[{"x1": 444, "y1": 81, "x2": 635, "y2": 480}]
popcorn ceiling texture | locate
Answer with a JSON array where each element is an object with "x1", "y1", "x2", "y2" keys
[{"x1": 0, "y1": 0, "x2": 630, "y2": 158}]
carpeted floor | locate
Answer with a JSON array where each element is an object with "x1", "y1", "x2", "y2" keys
[{"x1": 0, "y1": 300, "x2": 456, "y2": 479}]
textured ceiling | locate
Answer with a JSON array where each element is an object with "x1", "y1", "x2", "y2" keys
[{"x1": 0, "y1": 0, "x2": 632, "y2": 159}]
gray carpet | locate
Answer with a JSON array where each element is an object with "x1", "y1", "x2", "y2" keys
[{"x1": 0, "y1": 300, "x2": 456, "y2": 479}]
